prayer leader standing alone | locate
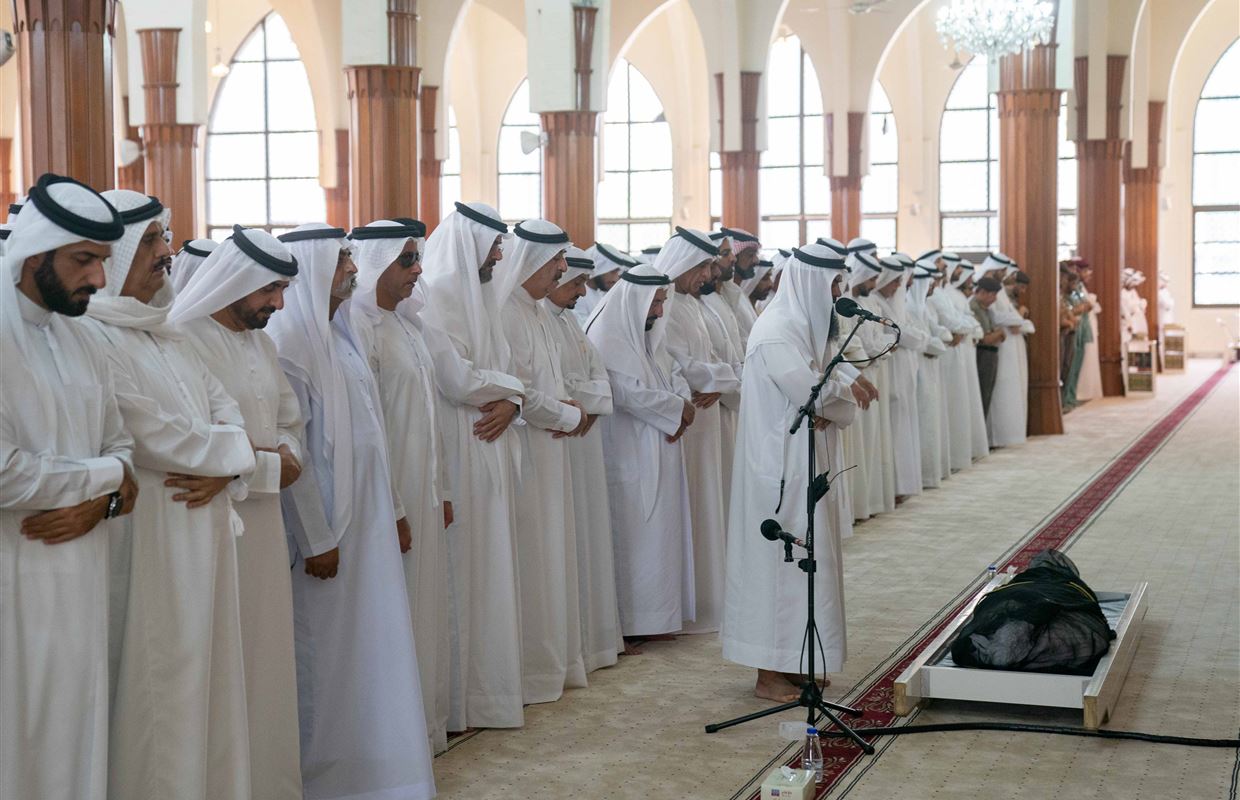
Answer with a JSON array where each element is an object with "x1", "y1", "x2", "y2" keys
[{"x1": 722, "y1": 243, "x2": 870, "y2": 703}]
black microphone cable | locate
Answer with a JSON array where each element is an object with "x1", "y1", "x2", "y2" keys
[{"x1": 816, "y1": 720, "x2": 1240, "y2": 749}]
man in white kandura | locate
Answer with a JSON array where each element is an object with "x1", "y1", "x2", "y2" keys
[
  {"x1": 269, "y1": 223, "x2": 435, "y2": 800},
  {"x1": 909, "y1": 252, "x2": 951, "y2": 488},
  {"x1": 980, "y1": 253, "x2": 1029, "y2": 447},
  {"x1": 501, "y1": 219, "x2": 591, "y2": 703},
  {"x1": 2, "y1": 175, "x2": 135, "y2": 800},
  {"x1": 585, "y1": 264, "x2": 696, "y2": 646},
  {"x1": 717, "y1": 227, "x2": 762, "y2": 345},
  {"x1": 546, "y1": 246, "x2": 624, "y2": 672},
  {"x1": 168, "y1": 228, "x2": 305, "y2": 800},
  {"x1": 722, "y1": 243, "x2": 869, "y2": 703},
  {"x1": 871, "y1": 256, "x2": 926, "y2": 499},
  {"x1": 702, "y1": 230, "x2": 747, "y2": 512},
  {"x1": 169, "y1": 237, "x2": 218, "y2": 293},
  {"x1": 576, "y1": 241, "x2": 634, "y2": 325},
  {"x1": 847, "y1": 247, "x2": 898, "y2": 518},
  {"x1": 418, "y1": 202, "x2": 526, "y2": 729},
  {"x1": 934, "y1": 253, "x2": 989, "y2": 468},
  {"x1": 80, "y1": 190, "x2": 255, "y2": 800},
  {"x1": 655, "y1": 227, "x2": 738, "y2": 634},
  {"x1": 348, "y1": 218, "x2": 454, "y2": 754}
]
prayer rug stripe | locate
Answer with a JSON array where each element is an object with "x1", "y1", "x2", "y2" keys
[{"x1": 740, "y1": 361, "x2": 1236, "y2": 800}]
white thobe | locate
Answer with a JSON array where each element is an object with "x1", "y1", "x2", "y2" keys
[
  {"x1": 662, "y1": 294, "x2": 740, "y2": 634},
  {"x1": 720, "y1": 279, "x2": 758, "y2": 346},
  {"x1": 353, "y1": 307, "x2": 453, "y2": 753},
  {"x1": 701, "y1": 290, "x2": 745, "y2": 513},
  {"x1": 183, "y1": 317, "x2": 304, "y2": 800},
  {"x1": 600, "y1": 356, "x2": 695, "y2": 636},
  {"x1": 940, "y1": 286, "x2": 990, "y2": 463},
  {"x1": 2, "y1": 297, "x2": 133, "y2": 800},
  {"x1": 280, "y1": 314, "x2": 435, "y2": 800},
  {"x1": 573, "y1": 286, "x2": 606, "y2": 328},
  {"x1": 80, "y1": 315, "x2": 255, "y2": 800},
  {"x1": 837, "y1": 324, "x2": 871, "y2": 527},
  {"x1": 423, "y1": 310, "x2": 526, "y2": 729},
  {"x1": 987, "y1": 292, "x2": 1030, "y2": 447},
  {"x1": 721, "y1": 331, "x2": 858, "y2": 673},
  {"x1": 546, "y1": 302, "x2": 623, "y2": 672},
  {"x1": 873, "y1": 294, "x2": 926, "y2": 497},
  {"x1": 503, "y1": 290, "x2": 587, "y2": 704},
  {"x1": 857, "y1": 295, "x2": 899, "y2": 515},
  {"x1": 914, "y1": 301, "x2": 951, "y2": 489}
]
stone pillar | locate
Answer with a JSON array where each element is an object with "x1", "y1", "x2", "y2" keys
[
  {"x1": 540, "y1": 111, "x2": 597, "y2": 244},
  {"x1": 137, "y1": 28, "x2": 198, "y2": 239},
  {"x1": 324, "y1": 129, "x2": 350, "y2": 230},
  {"x1": 997, "y1": 45, "x2": 1063, "y2": 436},
  {"x1": 14, "y1": 0, "x2": 117, "y2": 188},
  {"x1": 419, "y1": 86, "x2": 442, "y2": 234},
  {"x1": 116, "y1": 96, "x2": 146, "y2": 192},
  {"x1": 716, "y1": 71, "x2": 761, "y2": 233},
  {"x1": 0, "y1": 138, "x2": 14, "y2": 210},
  {"x1": 827, "y1": 111, "x2": 864, "y2": 244},
  {"x1": 1074, "y1": 55, "x2": 1127, "y2": 396},
  {"x1": 346, "y1": 0, "x2": 419, "y2": 227},
  {"x1": 1123, "y1": 100, "x2": 1163, "y2": 341}
]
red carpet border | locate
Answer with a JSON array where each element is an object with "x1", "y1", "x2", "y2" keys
[{"x1": 743, "y1": 362, "x2": 1236, "y2": 800}]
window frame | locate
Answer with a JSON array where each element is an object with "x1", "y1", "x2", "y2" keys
[
  {"x1": 1191, "y1": 41, "x2": 1240, "y2": 308},
  {"x1": 862, "y1": 82, "x2": 898, "y2": 251},
  {"x1": 205, "y1": 12, "x2": 322, "y2": 239},
  {"x1": 938, "y1": 55, "x2": 1000, "y2": 253},
  {"x1": 496, "y1": 79, "x2": 543, "y2": 225}
]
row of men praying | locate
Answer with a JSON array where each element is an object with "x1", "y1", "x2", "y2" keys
[{"x1": 1, "y1": 172, "x2": 1035, "y2": 800}]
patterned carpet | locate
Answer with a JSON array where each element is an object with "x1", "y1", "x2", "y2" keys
[{"x1": 431, "y1": 360, "x2": 1239, "y2": 800}]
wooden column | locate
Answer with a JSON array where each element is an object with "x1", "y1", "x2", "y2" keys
[
  {"x1": 137, "y1": 28, "x2": 198, "y2": 238},
  {"x1": 116, "y1": 96, "x2": 146, "y2": 192},
  {"x1": 827, "y1": 111, "x2": 865, "y2": 243},
  {"x1": 324, "y1": 129, "x2": 350, "y2": 229},
  {"x1": 0, "y1": 138, "x2": 14, "y2": 211},
  {"x1": 419, "y1": 86, "x2": 442, "y2": 233},
  {"x1": 346, "y1": 0, "x2": 419, "y2": 227},
  {"x1": 716, "y1": 72, "x2": 761, "y2": 233},
  {"x1": 540, "y1": 111, "x2": 597, "y2": 244},
  {"x1": 14, "y1": 0, "x2": 117, "y2": 188},
  {"x1": 998, "y1": 45, "x2": 1063, "y2": 436},
  {"x1": 1123, "y1": 100, "x2": 1163, "y2": 339},
  {"x1": 1074, "y1": 55, "x2": 1127, "y2": 396}
]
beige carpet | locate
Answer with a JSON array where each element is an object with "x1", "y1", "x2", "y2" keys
[{"x1": 432, "y1": 360, "x2": 1239, "y2": 799}]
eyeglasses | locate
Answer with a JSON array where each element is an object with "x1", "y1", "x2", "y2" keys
[{"x1": 397, "y1": 251, "x2": 421, "y2": 267}]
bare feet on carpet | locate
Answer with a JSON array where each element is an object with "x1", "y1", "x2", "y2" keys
[
  {"x1": 782, "y1": 672, "x2": 830, "y2": 690},
  {"x1": 621, "y1": 637, "x2": 644, "y2": 655},
  {"x1": 622, "y1": 633, "x2": 677, "y2": 655},
  {"x1": 755, "y1": 669, "x2": 801, "y2": 703}
]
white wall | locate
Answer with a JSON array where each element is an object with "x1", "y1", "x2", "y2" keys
[{"x1": 1157, "y1": 0, "x2": 1239, "y2": 354}]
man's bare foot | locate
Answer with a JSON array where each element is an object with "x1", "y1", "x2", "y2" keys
[
  {"x1": 755, "y1": 669, "x2": 800, "y2": 703},
  {"x1": 621, "y1": 637, "x2": 644, "y2": 655},
  {"x1": 781, "y1": 672, "x2": 830, "y2": 689}
]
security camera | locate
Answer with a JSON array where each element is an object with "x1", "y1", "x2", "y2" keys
[{"x1": 0, "y1": 31, "x2": 15, "y2": 68}]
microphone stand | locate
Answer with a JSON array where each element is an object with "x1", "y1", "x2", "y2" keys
[{"x1": 705, "y1": 317, "x2": 876, "y2": 755}]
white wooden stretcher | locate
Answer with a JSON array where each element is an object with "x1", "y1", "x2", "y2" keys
[{"x1": 893, "y1": 574, "x2": 1148, "y2": 729}]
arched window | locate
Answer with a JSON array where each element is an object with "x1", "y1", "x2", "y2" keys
[
  {"x1": 1192, "y1": 39, "x2": 1239, "y2": 306},
  {"x1": 206, "y1": 12, "x2": 323, "y2": 238},
  {"x1": 760, "y1": 34, "x2": 829, "y2": 246},
  {"x1": 862, "y1": 82, "x2": 898, "y2": 250},
  {"x1": 597, "y1": 59, "x2": 673, "y2": 251},
  {"x1": 497, "y1": 80, "x2": 542, "y2": 223},
  {"x1": 1058, "y1": 94, "x2": 1077, "y2": 260},
  {"x1": 441, "y1": 105, "x2": 461, "y2": 220},
  {"x1": 939, "y1": 55, "x2": 999, "y2": 252}
]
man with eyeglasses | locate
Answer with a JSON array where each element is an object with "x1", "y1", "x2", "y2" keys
[
  {"x1": 346, "y1": 218, "x2": 455, "y2": 754},
  {"x1": 80, "y1": 190, "x2": 257, "y2": 798}
]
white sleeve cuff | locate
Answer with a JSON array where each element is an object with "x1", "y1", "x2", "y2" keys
[{"x1": 84, "y1": 456, "x2": 124, "y2": 498}]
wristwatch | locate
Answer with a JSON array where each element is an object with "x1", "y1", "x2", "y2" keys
[{"x1": 104, "y1": 491, "x2": 123, "y2": 519}]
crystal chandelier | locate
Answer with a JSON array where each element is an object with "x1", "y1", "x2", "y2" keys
[{"x1": 935, "y1": 0, "x2": 1055, "y2": 61}]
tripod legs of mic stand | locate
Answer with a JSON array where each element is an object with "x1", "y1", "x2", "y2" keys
[{"x1": 703, "y1": 679, "x2": 875, "y2": 755}]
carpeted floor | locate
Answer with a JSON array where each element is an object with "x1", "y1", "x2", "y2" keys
[{"x1": 431, "y1": 360, "x2": 1240, "y2": 799}]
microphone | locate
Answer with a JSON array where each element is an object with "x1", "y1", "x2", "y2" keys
[
  {"x1": 835, "y1": 296, "x2": 898, "y2": 329},
  {"x1": 761, "y1": 519, "x2": 806, "y2": 549}
]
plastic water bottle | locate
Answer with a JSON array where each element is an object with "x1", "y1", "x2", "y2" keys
[
  {"x1": 801, "y1": 726, "x2": 824, "y2": 784},
  {"x1": 986, "y1": 564, "x2": 998, "y2": 581}
]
